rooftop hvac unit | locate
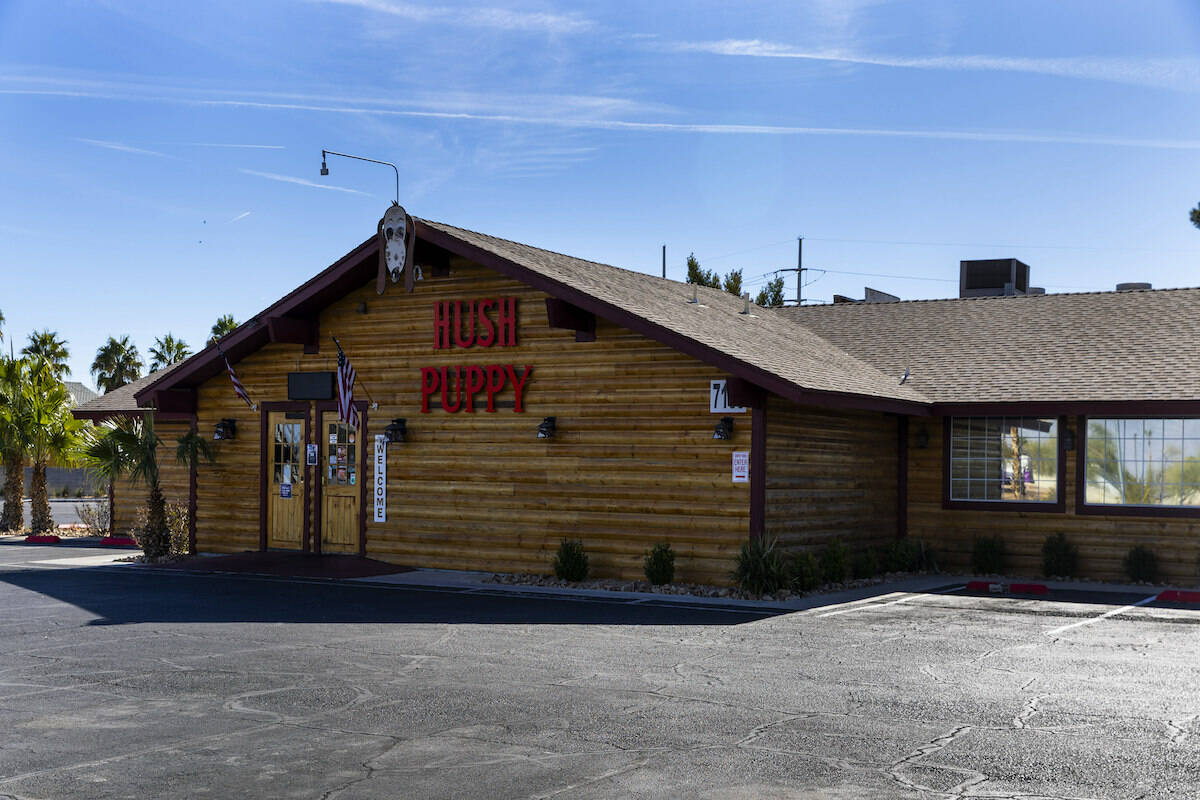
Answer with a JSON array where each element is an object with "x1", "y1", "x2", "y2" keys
[{"x1": 959, "y1": 259, "x2": 1031, "y2": 298}]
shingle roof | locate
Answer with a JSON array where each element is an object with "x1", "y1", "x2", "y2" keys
[
  {"x1": 72, "y1": 363, "x2": 184, "y2": 418},
  {"x1": 127, "y1": 217, "x2": 1195, "y2": 415},
  {"x1": 64, "y1": 381, "x2": 99, "y2": 407},
  {"x1": 419, "y1": 220, "x2": 928, "y2": 408},
  {"x1": 781, "y1": 288, "x2": 1200, "y2": 404}
]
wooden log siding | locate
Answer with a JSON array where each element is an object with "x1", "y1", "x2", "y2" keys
[
  {"x1": 191, "y1": 260, "x2": 753, "y2": 584},
  {"x1": 110, "y1": 420, "x2": 192, "y2": 537},
  {"x1": 764, "y1": 396, "x2": 899, "y2": 553},
  {"x1": 907, "y1": 416, "x2": 1200, "y2": 584}
]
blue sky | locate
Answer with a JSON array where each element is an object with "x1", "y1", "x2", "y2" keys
[{"x1": 2, "y1": 0, "x2": 1200, "y2": 388}]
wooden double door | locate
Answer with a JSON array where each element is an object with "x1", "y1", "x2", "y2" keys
[{"x1": 264, "y1": 406, "x2": 363, "y2": 554}]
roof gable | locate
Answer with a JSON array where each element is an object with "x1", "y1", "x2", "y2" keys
[{"x1": 130, "y1": 219, "x2": 927, "y2": 414}]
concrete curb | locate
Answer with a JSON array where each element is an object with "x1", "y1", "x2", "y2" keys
[{"x1": 351, "y1": 569, "x2": 965, "y2": 613}]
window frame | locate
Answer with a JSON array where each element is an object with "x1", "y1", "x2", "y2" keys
[
  {"x1": 942, "y1": 415, "x2": 1067, "y2": 513},
  {"x1": 1076, "y1": 416, "x2": 1200, "y2": 518}
]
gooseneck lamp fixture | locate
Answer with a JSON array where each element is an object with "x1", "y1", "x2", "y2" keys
[
  {"x1": 713, "y1": 416, "x2": 734, "y2": 440},
  {"x1": 384, "y1": 418, "x2": 407, "y2": 444},
  {"x1": 213, "y1": 418, "x2": 237, "y2": 441},
  {"x1": 537, "y1": 416, "x2": 557, "y2": 440},
  {"x1": 319, "y1": 149, "x2": 400, "y2": 204}
]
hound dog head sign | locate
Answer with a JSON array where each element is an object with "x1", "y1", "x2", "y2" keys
[{"x1": 377, "y1": 204, "x2": 416, "y2": 294}]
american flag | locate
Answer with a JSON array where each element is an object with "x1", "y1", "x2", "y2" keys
[
  {"x1": 224, "y1": 354, "x2": 254, "y2": 410},
  {"x1": 336, "y1": 346, "x2": 359, "y2": 428}
]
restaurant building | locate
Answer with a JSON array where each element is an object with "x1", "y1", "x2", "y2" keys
[{"x1": 74, "y1": 219, "x2": 1200, "y2": 584}]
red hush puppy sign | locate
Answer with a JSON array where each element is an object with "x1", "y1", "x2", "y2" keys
[{"x1": 421, "y1": 298, "x2": 532, "y2": 413}]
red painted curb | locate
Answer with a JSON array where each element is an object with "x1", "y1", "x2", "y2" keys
[
  {"x1": 24, "y1": 534, "x2": 62, "y2": 544},
  {"x1": 1157, "y1": 590, "x2": 1200, "y2": 604},
  {"x1": 965, "y1": 580, "x2": 1004, "y2": 593},
  {"x1": 99, "y1": 536, "x2": 139, "y2": 547},
  {"x1": 1009, "y1": 583, "x2": 1050, "y2": 595}
]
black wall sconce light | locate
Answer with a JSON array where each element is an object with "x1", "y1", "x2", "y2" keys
[
  {"x1": 213, "y1": 418, "x2": 237, "y2": 441},
  {"x1": 914, "y1": 426, "x2": 930, "y2": 449},
  {"x1": 713, "y1": 416, "x2": 734, "y2": 440},
  {"x1": 384, "y1": 418, "x2": 407, "y2": 443},
  {"x1": 356, "y1": 300, "x2": 368, "y2": 314},
  {"x1": 1062, "y1": 428, "x2": 1076, "y2": 451},
  {"x1": 537, "y1": 416, "x2": 557, "y2": 440}
]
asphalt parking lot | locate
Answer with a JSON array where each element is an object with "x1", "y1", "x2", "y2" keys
[{"x1": 1, "y1": 541, "x2": 1198, "y2": 799}]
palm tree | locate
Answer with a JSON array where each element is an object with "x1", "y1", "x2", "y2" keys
[
  {"x1": 116, "y1": 416, "x2": 169, "y2": 558},
  {"x1": 149, "y1": 334, "x2": 191, "y2": 372},
  {"x1": 92, "y1": 336, "x2": 143, "y2": 393},
  {"x1": 172, "y1": 428, "x2": 214, "y2": 555},
  {"x1": 22, "y1": 329, "x2": 70, "y2": 380},
  {"x1": 80, "y1": 418, "x2": 136, "y2": 537},
  {"x1": 209, "y1": 314, "x2": 238, "y2": 343},
  {"x1": 23, "y1": 361, "x2": 85, "y2": 533},
  {"x1": 0, "y1": 357, "x2": 33, "y2": 532},
  {"x1": 0, "y1": 308, "x2": 5, "y2": 343}
]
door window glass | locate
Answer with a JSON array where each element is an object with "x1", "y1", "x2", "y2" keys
[
  {"x1": 327, "y1": 421, "x2": 357, "y2": 486},
  {"x1": 273, "y1": 422, "x2": 302, "y2": 485}
]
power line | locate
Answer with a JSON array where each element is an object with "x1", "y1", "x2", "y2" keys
[
  {"x1": 693, "y1": 238, "x2": 796, "y2": 264},
  {"x1": 695, "y1": 233, "x2": 1197, "y2": 267},
  {"x1": 805, "y1": 235, "x2": 1196, "y2": 254}
]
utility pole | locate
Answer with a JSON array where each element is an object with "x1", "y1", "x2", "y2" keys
[
  {"x1": 778, "y1": 236, "x2": 805, "y2": 305},
  {"x1": 797, "y1": 237, "x2": 803, "y2": 305},
  {"x1": 662, "y1": 245, "x2": 666, "y2": 279}
]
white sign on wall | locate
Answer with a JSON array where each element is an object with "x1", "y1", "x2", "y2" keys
[
  {"x1": 732, "y1": 451, "x2": 750, "y2": 483},
  {"x1": 710, "y1": 380, "x2": 747, "y2": 414},
  {"x1": 373, "y1": 435, "x2": 387, "y2": 523}
]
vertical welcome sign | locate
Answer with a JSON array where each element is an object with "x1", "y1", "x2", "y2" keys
[{"x1": 374, "y1": 435, "x2": 387, "y2": 523}]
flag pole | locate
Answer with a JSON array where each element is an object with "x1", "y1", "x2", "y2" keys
[
  {"x1": 216, "y1": 342, "x2": 257, "y2": 411},
  {"x1": 331, "y1": 336, "x2": 378, "y2": 409}
]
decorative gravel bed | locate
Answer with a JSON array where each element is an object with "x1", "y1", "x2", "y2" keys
[{"x1": 484, "y1": 571, "x2": 939, "y2": 602}]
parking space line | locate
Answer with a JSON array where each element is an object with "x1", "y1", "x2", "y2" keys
[
  {"x1": 1044, "y1": 595, "x2": 1158, "y2": 636},
  {"x1": 807, "y1": 591, "x2": 906, "y2": 617},
  {"x1": 815, "y1": 586, "x2": 965, "y2": 618}
]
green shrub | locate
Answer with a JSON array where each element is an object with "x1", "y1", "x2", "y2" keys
[
  {"x1": 643, "y1": 541, "x2": 676, "y2": 585},
  {"x1": 789, "y1": 551, "x2": 821, "y2": 592},
  {"x1": 971, "y1": 535, "x2": 1007, "y2": 575},
  {"x1": 76, "y1": 501, "x2": 110, "y2": 538},
  {"x1": 75, "y1": 487, "x2": 84, "y2": 498},
  {"x1": 851, "y1": 547, "x2": 879, "y2": 579},
  {"x1": 881, "y1": 538, "x2": 937, "y2": 573},
  {"x1": 1041, "y1": 532, "x2": 1079, "y2": 578},
  {"x1": 1123, "y1": 545, "x2": 1159, "y2": 583},
  {"x1": 732, "y1": 536, "x2": 789, "y2": 596},
  {"x1": 553, "y1": 538, "x2": 589, "y2": 581},
  {"x1": 132, "y1": 501, "x2": 190, "y2": 559},
  {"x1": 819, "y1": 539, "x2": 849, "y2": 584}
]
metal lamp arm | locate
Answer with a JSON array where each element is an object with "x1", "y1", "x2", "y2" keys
[{"x1": 321, "y1": 149, "x2": 399, "y2": 204}]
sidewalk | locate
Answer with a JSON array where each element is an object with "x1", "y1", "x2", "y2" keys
[{"x1": 9, "y1": 537, "x2": 1196, "y2": 613}]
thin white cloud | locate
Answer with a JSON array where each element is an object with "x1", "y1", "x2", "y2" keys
[
  {"x1": 318, "y1": 0, "x2": 592, "y2": 33},
  {"x1": 11, "y1": 79, "x2": 1200, "y2": 151},
  {"x1": 239, "y1": 168, "x2": 371, "y2": 195},
  {"x1": 228, "y1": 211, "x2": 252, "y2": 223},
  {"x1": 74, "y1": 137, "x2": 172, "y2": 158},
  {"x1": 202, "y1": 99, "x2": 1200, "y2": 150},
  {"x1": 179, "y1": 142, "x2": 285, "y2": 149},
  {"x1": 670, "y1": 39, "x2": 1200, "y2": 92}
]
